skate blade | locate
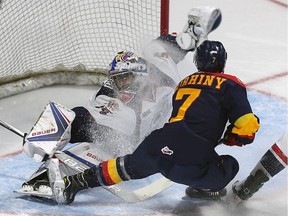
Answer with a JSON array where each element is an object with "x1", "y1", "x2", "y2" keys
[
  {"x1": 181, "y1": 195, "x2": 222, "y2": 202},
  {"x1": 224, "y1": 190, "x2": 246, "y2": 210},
  {"x1": 14, "y1": 186, "x2": 54, "y2": 199}
]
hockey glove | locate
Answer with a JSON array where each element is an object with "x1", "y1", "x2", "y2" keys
[
  {"x1": 223, "y1": 131, "x2": 247, "y2": 147},
  {"x1": 223, "y1": 125, "x2": 256, "y2": 147},
  {"x1": 223, "y1": 113, "x2": 260, "y2": 147},
  {"x1": 176, "y1": 23, "x2": 204, "y2": 51},
  {"x1": 176, "y1": 8, "x2": 206, "y2": 51}
]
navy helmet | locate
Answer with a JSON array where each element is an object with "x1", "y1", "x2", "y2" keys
[{"x1": 193, "y1": 40, "x2": 227, "y2": 73}]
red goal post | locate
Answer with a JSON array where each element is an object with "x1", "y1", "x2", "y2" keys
[{"x1": 0, "y1": 0, "x2": 169, "y2": 98}]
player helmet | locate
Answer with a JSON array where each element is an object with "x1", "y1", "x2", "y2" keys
[
  {"x1": 193, "y1": 40, "x2": 227, "y2": 73},
  {"x1": 108, "y1": 51, "x2": 148, "y2": 91}
]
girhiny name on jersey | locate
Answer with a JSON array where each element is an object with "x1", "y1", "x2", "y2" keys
[{"x1": 176, "y1": 73, "x2": 227, "y2": 90}]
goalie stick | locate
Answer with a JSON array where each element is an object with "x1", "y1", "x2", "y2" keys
[
  {"x1": 0, "y1": 119, "x2": 25, "y2": 138},
  {"x1": 105, "y1": 176, "x2": 174, "y2": 203},
  {"x1": 0, "y1": 118, "x2": 174, "y2": 203}
]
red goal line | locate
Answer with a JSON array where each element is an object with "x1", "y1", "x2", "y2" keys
[{"x1": 246, "y1": 72, "x2": 288, "y2": 103}]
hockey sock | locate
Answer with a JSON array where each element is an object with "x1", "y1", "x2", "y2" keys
[{"x1": 95, "y1": 156, "x2": 131, "y2": 186}]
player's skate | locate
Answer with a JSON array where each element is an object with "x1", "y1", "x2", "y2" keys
[
  {"x1": 185, "y1": 186, "x2": 227, "y2": 200},
  {"x1": 232, "y1": 169, "x2": 269, "y2": 201},
  {"x1": 54, "y1": 167, "x2": 98, "y2": 204},
  {"x1": 232, "y1": 133, "x2": 287, "y2": 203}
]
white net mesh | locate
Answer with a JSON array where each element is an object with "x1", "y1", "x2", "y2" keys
[{"x1": 0, "y1": 0, "x2": 165, "y2": 97}]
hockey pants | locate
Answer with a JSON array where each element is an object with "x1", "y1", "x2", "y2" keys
[{"x1": 124, "y1": 121, "x2": 239, "y2": 191}]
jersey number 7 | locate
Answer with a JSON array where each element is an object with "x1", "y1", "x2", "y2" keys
[{"x1": 169, "y1": 88, "x2": 201, "y2": 123}]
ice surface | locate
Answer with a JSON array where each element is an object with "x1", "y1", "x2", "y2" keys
[{"x1": 0, "y1": 0, "x2": 287, "y2": 215}]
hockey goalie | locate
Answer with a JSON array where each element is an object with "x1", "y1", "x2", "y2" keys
[{"x1": 13, "y1": 7, "x2": 223, "y2": 202}]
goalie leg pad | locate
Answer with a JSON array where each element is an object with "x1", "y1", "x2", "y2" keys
[{"x1": 46, "y1": 158, "x2": 68, "y2": 204}]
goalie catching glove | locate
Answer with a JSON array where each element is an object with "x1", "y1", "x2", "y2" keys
[
  {"x1": 176, "y1": 6, "x2": 222, "y2": 50},
  {"x1": 223, "y1": 113, "x2": 260, "y2": 147}
]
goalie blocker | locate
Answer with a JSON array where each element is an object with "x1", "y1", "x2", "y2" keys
[
  {"x1": 232, "y1": 132, "x2": 288, "y2": 201},
  {"x1": 23, "y1": 102, "x2": 75, "y2": 162}
]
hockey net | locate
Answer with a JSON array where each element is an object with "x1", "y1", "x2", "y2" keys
[{"x1": 0, "y1": 0, "x2": 169, "y2": 98}]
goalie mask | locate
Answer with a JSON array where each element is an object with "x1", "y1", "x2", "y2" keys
[
  {"x1": 108, "y1": 51, "x2": 148, "y2": 91},
  {"x1": 193, "y1": 40, "x2": 227, "y2": 73}
]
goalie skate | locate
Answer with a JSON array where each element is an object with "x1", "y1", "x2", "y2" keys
[
  {"x1": 14, "y1": 182, "x2": 53, "y2": 200},
  {"x1": 14, "y1": 164, "x2": 54, "y2": 199}
]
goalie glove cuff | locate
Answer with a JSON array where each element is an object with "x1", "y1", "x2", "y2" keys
[
  {"x1": 185, "y1": 22, "x2": 205, "y2": 40},
  {"x1": 176, "y1": 22, "x2": 206, "y2": 51},
  {"x1": 176, "y1": 32, "x2": 197, "y2": 51}
]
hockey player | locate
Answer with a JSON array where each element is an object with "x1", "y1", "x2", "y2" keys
[
  {"x1": 47, "y1": 6, "x2": 223, "y2": 156},
  {"x1": 69, "y1": 50, "x2": 178, "y2": 153},
  {"x1": 69, "y1": 5, "x2": 223, "y2": 150},
  {"x1": 52, "y1": 40, "x2": 260, "y2": 204},
  {"x1": 18, "y1": 6, "x2": 224, "y2": 201},
  {"x1": 18, "y1": 50, "x2": 178, "y2": 196},
  {"x1": 67, "y1": 47, "x2": 187, "y2": 155}
]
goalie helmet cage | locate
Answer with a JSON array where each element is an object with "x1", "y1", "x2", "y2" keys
[{"x1": 0, "y1": 0, "x2": 169, "y2": 99}]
